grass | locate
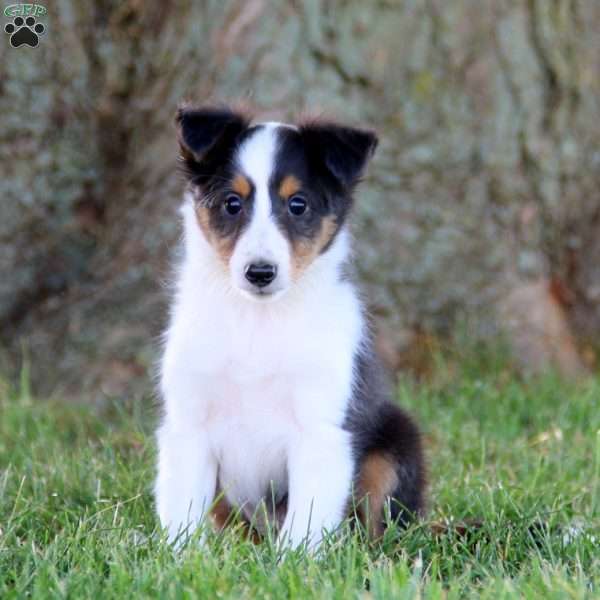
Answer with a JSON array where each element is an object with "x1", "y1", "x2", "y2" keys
[{"x1": 1, "y1": 354, "x2": 599, "y2": 598}]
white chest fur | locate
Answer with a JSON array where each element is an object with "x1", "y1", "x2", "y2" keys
[{"x1": 201, "y1": 371, "x2": 294, "y2": 517}]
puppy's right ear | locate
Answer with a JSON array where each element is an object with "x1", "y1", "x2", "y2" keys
[{"x1": 175, "y1": 105, "x2": 249, "y2": 179}]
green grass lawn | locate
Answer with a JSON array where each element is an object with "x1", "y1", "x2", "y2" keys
[{"x1": 1, "y1": 357, "x2": 599, "y2": 598}]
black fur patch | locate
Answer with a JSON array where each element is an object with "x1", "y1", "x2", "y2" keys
[
  {"x1": 176, "y1": 106, "x2": 250, "y2": 185},
  {"x1": 345, "y1": 340, "x2": 426, "y2": 529},
  {"x1": 270, "y1": 128, "x2": 338, "y2": 252},
  {"x1": 176, "y1": 106, "x2": 261, "y2": 252},
  {"x1": 298, "y1": 122, "x2": 378, "y2": 189},
  {"x1": 269, "y1": 124, "x2": 377, "y2": 259}
]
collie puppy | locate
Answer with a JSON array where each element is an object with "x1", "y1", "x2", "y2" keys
[{"x1": 155, "y1": 105, "x2": 425, "y2": 549}]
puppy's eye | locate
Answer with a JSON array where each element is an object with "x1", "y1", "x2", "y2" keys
[
  {"x1": 224, "y1": 194, "x2": 243, "y2": 216},
  {"x1": 288, "y1": 195, "x2": 308, "y2": 216}
]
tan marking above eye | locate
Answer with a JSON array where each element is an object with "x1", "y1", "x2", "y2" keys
[
  {"x1": 278, "y1": 175, "x2": 302, "y2": 199},
  {"x1": 231, "y1": 174, "x2": 251, "y2": 198}
]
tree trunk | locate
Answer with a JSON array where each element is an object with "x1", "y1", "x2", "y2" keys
[{"x1": 1, "y1": 1, "x2": 599, "y2": 395}]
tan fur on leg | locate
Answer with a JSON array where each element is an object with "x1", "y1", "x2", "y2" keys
[{"x1": 356, "y1": 451, "x2": 399, "y2": 538}]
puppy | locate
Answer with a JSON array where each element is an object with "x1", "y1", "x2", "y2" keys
[{"x1": 155, "y1": 105, "x2": 425, "y2": 549}]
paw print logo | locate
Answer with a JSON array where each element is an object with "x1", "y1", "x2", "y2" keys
[{"x1": 4, "y1": 15, "x2": 45, "y2": 48}]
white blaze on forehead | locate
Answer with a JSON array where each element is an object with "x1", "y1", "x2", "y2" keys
[
  {"x1": 227, "y1": 122, "x2": 297, "y2": 298},
  {"x1": 232, "y1": 123, "x2": 290, "y2": 269},
  {"x1": 228, "y1": 122, "x2": 292, "y2": 295},
  {"x1": 235, "y1": 122, "x2": 297, "y2": 198},
  {"x1": 236, "y1": 123, "x2": 280, "y2": 219}
]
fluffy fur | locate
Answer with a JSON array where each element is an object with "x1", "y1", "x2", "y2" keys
[{"x1": 155, "y1": 105, "x2": 425, "y2": 550}]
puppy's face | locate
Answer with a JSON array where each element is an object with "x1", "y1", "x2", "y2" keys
[{"x1": 177, "y1": 106, "x2": 377, "y2": 301}]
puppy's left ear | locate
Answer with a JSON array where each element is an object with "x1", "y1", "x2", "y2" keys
[{"x1": 300, "y1": 123, "x2": 378, "y2": 188}]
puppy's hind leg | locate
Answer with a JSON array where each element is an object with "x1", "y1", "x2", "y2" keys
[{"x1": 354, "y1": 403, "x2": 425, "y2": 538}]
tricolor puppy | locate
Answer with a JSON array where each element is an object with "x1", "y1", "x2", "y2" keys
[{"x1": 155, "y1": 105, "x2": 425, "y2": 549}]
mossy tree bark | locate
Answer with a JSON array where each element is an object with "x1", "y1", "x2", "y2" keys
[{"x1": 1, "y1": 1, "x2": 599, "y2": 395}]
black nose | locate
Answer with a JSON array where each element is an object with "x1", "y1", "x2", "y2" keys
[{"x1": 244, "y1": 262, "x2": 277, "y2": 288}]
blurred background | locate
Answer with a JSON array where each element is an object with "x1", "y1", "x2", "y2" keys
[{"x1": 1, "y1": 0, "x2": 599, "y2": 401}]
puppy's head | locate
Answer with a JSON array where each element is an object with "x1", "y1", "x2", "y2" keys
[{"x1": 176, "y1": 105, "x2": 377, "y2": 301}]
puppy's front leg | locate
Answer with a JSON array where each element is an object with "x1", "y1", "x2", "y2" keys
[
  {"x1": 155, "y1": 422, "x2": 217, "y2": 544},
  {"x1": 280, "y1": 425, "x2": 353, "y2": 550}
]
